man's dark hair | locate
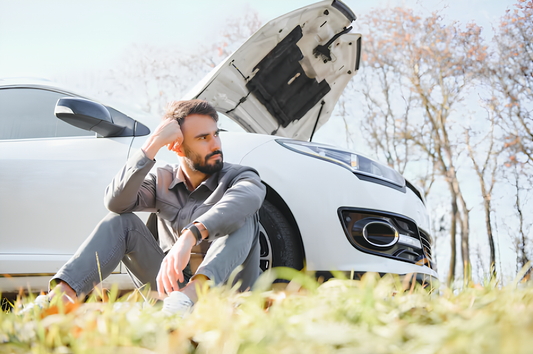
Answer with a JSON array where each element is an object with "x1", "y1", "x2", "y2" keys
[{"x1": 164, "y1": 99, "x2": 218, "y2": 125}]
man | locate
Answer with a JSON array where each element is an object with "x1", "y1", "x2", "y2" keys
[{"x1": 46, "y1": 99, "x2": 266, "y2": 314}]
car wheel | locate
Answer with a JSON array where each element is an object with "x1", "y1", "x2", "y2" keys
[{"x1": 258, "y1": 200, "x2": 304, "y2": 272}]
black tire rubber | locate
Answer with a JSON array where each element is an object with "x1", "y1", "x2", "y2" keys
[{"x1": 258, "y1": 200, "x2": 304, "y2": 271}]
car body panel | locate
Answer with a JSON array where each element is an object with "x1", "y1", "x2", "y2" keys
[
  {"x1": 0, "y1": 1, "x2": 439, "y2": 293},
  {"x1": 0, "y1": 87, "x2": 438, "y2": 293},
  {"x1": 184, "y1": 0, "x2": 361, "y2": 140},
  {"x1": 238, "y1": 138, "x2": 437, "y2": 277},
  {"x1": 0, "y1": 136, "x2": 132, "y2": 273},
  {"x1": 0, "y1": 274, "x2": 133, "y2": 295}
]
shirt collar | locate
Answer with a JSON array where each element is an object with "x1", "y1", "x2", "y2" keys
[
  {"x1": 168, "y1": 164, "x2": 219, "y2": 191},
  {"x1": 168, "y1": 165, "x2": 185, "y2": 190},
  {"x1": 202, "y1": 170, "x2": 219, "y2": 191}
]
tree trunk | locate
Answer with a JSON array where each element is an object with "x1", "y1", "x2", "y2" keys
[
  {"x1": 515, "y1": 176, "x2": 530, "y2": 271},
  {"x1": 458, "y1": 193, "x2": 471, "y2": 281},
  {"x1": 483, "y1": 196, "x2": 497, "y2": 277},
  {"x1": 447, "y1": 198, "x2": 458, "y2": 286},
  {"x1": 447, "y1": 166, "x2": 471, "y2": 281}
]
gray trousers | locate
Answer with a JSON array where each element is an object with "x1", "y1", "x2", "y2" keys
[{"x1": 52, "y1": 212, "x2": 261, "y2": 296}]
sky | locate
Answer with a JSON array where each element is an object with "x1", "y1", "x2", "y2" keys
[
  {"x1": 0, "y1": 0, "x2": 523, "y2": 282},
  {"x1": 0, "y1": 0, "x2": 516, "y2": 79}
]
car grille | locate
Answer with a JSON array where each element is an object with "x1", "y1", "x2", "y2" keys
[{"x1": 418, "y1": 229, "x2": 433, "y2": 262}]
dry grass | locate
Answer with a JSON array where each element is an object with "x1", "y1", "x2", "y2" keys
[{"x1": 2, "y1": 268, "x2": 533, "y2": 354}]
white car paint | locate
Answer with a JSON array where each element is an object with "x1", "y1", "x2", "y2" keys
[
  {"x1": 0, "y1": 1, "x2": 438, "y2": 293},
  {"x1": 236, "y1": 138, "x2": 436, "y2": 277},
  {"x1": 186, "y1": 0, "x2": 361, "y2": 140}
]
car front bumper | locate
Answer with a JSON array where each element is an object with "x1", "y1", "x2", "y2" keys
[{"x1": 238, "y1": 138, "x2": 439, "y2": 281}]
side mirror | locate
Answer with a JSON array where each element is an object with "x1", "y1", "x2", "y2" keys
[{"x1": 55, "y1": 97, "x2": 126, "y2": 137}]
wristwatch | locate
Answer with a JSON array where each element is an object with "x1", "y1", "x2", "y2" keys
[{"x1": 182, "y1": 222, "x2": 203, "y2": 246}]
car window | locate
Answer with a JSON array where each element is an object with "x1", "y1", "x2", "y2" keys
[{"x1": 0, "y1": 88, "x2": 95, "y2": 140}]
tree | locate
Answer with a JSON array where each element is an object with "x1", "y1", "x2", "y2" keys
[
  {"x1": 355, "y1": 56, "x2": 413, "y2": 175},
  {"x1": 510, "y1": 164, "x2": 531, "y2": 275},
  {"x1": 490, "y1": 0, "x2": 533, "y2": 167},
  {"x1": 106, "y1": 44, "x2": 201, "y2": 116},
  {"x1": 351, "y1": 36, "x2": 437, "y2": 195},
  {"x1": 358, "y1": 7, "x2": 487, "y2": 284},
  {"x1": 105, "y1": 9, "x2": 262, "y2": 116},
  {"x1": 200, "y1": 9, "x2": 262, "y2": 68},
  {"x1": 465, "y1": 109, "x2": 503, "y2": 277},
  {"x1": 485, "y1": 0, "x2": 533, "y2": 280}
]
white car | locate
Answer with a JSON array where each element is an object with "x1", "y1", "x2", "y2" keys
[{"x1": 0, "y1": 0, "x2": 438, "y2": 294}]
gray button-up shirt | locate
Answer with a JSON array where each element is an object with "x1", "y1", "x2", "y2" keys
[{"x1": 104, "y1": 150, "x2": 266, "y2": 252}]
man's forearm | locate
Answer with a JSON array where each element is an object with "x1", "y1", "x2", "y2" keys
[
  {"x1": 142, "y1": 119, "x2": 183, "y2": 160},
  {"x1": 105, "y1": 118, "x2": 180, "y2": 212},
  {"x1": 141, "y1": 135, "x2": 165, "y2": 161},
  {"x1": 194, "y1": 171, "x2": 266, "y2": 240},
  {"x1": 194, "y1": 222, "x2": 209, "y2": 240}
]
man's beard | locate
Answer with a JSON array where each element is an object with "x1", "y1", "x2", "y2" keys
[{"x1": 183, "y1": 145, "x2": 224, "y2": 175}]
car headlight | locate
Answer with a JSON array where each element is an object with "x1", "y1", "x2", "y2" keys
[{"x1": 277, "y1": 140, "x2": 405, "y2": 188}]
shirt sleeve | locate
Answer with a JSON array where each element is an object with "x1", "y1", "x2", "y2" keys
[
  {"x1": 104, "y1": 149, "x2": 158, "y2": 214},
  {"x1": 194, "y1": 169, "x2": 266, "y2": 241}
]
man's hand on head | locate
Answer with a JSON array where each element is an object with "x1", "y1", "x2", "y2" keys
[
  {"x1": 156, "y1": 229, "x2": 196, "y2": 297},
  {"x1": 141, "y1": 119, "x2": 183, "y2": 160}
]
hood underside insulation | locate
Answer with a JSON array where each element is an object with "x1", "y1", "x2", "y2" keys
[{"x1": 245, "y1": 25, "x2": 331, "y2": 128}]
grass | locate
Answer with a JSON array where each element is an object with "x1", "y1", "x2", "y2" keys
[{"x1": 1, "y1": 268, "x2": 533, "y2": 354}]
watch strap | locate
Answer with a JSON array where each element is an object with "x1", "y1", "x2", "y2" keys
[{"x1": 183, "y1": 222, "x2": 203, "y2": 246}]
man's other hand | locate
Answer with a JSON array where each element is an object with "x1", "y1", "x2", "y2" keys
[
  {"x1": 156, "y1": 230, "x2": 196, "y2": 297},
  {"x1": 142, "y1": 119, "x2": 183, "y2": 160}
]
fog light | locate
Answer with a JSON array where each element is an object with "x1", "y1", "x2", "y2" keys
[
  {"x1": 398, "y1": 233, "x2": 422, "y2": 249},
  {"x1": 339, "y1": 208, "x2": 432, "y2": 267},
  {"x1": 362, "y1": 221, "x2": 399, "y2": 248}
]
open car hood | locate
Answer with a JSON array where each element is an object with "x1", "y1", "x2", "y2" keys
[{"x1": 184, "y1": 0, "x2": 361, "y2": 140}]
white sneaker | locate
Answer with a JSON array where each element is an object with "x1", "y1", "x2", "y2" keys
[
  {"x1": 19, "y1": 294, "x2": 50, "y2": 314},
  {"x1": 161, "y1": 291, "x2": 194, "y2": 317}
]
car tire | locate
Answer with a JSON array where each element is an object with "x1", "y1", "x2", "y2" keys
[{"x1": 258, "y1": 200, "x2": 304, "y2": 272}]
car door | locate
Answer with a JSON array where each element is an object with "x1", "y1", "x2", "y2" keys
[{"x1": 0, "y1": 86, "x2": 135, "y2": 276}]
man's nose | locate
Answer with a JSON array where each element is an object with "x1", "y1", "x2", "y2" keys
[{"x1": 211, "y1": 135, "x2": 221, "y2": 151}]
